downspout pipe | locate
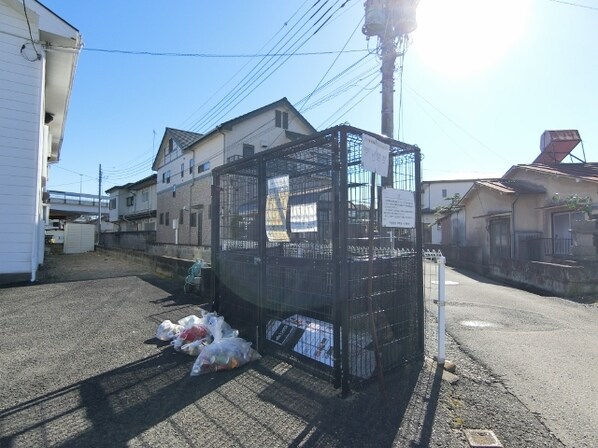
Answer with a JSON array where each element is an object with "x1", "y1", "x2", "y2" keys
[
  {"x1": 511, "y1": 195, "x2": 520, "y2": 258},
  {"x1": 217, "y1": 125, "x2": 226, "y2": 165}
]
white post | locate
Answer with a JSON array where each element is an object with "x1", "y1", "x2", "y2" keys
[{"x1": 437, "y1": 256, "x2": 446, "y2": 364}]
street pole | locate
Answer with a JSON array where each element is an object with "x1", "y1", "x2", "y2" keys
[
  {"x1": 97, "y1": 164, "x2": 102, "y2": 244},
  {"x1": 380, "y1": 32, "x2": 397, "y2": 187}
]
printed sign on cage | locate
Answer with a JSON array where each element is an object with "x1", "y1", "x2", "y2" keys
[
  {"x1": 382, "y1": 187, "x2": 415, "y2": 228},
  {"x1": 361, "y1": 133, "x2": 389, "y2": 175},
  {"x1": 266, "y1": 175, "x2": 290, "y2": 242},
  {"x1": 291, "y1": 202, "x2": 318, "y2": 233}
]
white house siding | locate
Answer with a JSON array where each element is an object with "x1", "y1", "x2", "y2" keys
[{"x1": 0, "y1": 2, "x2": 44, "y2": 278}]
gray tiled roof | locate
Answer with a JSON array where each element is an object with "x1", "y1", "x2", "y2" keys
[
  {"x1": 166, "y1": 128, "x2": 203, "y2": 151},
  {"x1": 511, "y1": 163, "x2": 598, "y2": 183},
  {"x1": 476, "y1": 179, "x2": 546, "y2": 195}
]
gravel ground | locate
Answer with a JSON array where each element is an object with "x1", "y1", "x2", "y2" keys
[{"x1": 0, "y1": 250, "x2": 563, "y2": 447}]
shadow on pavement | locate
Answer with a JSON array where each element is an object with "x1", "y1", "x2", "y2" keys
[{"x1": 0, "y1": 352, "x2": 444, "y2": 448}]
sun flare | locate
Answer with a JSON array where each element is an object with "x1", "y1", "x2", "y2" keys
[{"x1": 412, "y1": 0, "x2": 531, "y2": 76}]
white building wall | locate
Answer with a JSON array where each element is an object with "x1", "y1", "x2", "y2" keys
[
  {"x1": 421, "y1": 180, "x2": 475, "y2": 244},
  {"x1": 0, "y1": 2, "x2": 43, "y2": 277}
]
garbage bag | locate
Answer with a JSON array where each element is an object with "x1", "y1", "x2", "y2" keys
[
  {"x1": 156, "y1": 320, "x2": 183, "y2": 341},
  {"x1": 177, "y1": 315, "x2": 202, "y2": 329},
  {"x1": 171, "y1": 324, "x2": 211, "y2": 354},
  {"x1": 205, "y1": 314, "x2": 239, "y2": 341},
  {"x1": 181, "y1": 339, "x2": 209, "y2": 357},
  {"x1": 190, "y1": 337, "x2": 261, "y2": 376}
]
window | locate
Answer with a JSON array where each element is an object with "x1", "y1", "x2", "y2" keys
[
  {"x1": 208, "y1": 204, "x2": 212, "y2": 220},
  {"x1": 552, "y1": 211, "x2": 584, "y2": 255},
  {"x1": 181, "y1": 163, "x2": 185, "y2": 178},
  {"x1": 179, "y1": 209, "x2": 184, "y2": 225},
  {"x1": 442, "y1": 189, "x2": 448, "y2": 198},
  {"x1": 172, "y1": 185, "x2": 176, "y2": 198},
  {"x1": 162, "y1": 170, "x2": 171, "y2": 184},
  {"x1": 109, "y1": 198, "x2": 116, "y2": 210},
  {"x1": 489, "y1": 218, "x2": 510, "y2": 259},
  {"x1": 275, "y1": 110, "x2": 289, "y2": 129},
  {"x1": 159, "y1": 213, "x2": 164, "y2": 225},
  {"x1": 189, "y1": 158, "x2": 195, "y2": 174},
  {"x1": 165, "y1": 212, "x2": 170, "y2": 226},
  {"x1": 190, "y1": 212, "x2": 197, "y2": 227},
  {"x1": 198, "y1": 161, "x2": 210, "y2": 174},
  {"x1": 168, "y1": 138, "x2": 174, "y2": 153},
  {"x1": 141, "y1": 191, "x2": 149, "y2": 202},
  {"x1": 243, "y1": 144, "x2": 255, "y2": 157},
  {"x1": 126, "y1": 196, "x2": 134, "y2": 206}
]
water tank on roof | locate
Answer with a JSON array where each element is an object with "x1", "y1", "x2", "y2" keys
[{"x1": 534, "y1": 130, "x2": 581, "y2": 164}]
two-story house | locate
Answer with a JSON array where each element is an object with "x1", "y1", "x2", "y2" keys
[
  {"x1": 152, "y1": 97, "x2": 316, "y2": 246},
  {"x1": 106, "y1": 174, "x2": 157, "y2": 231},
  {"x1": 0, "y1": 0, "x2": 81, "y2": 282},
  {"x1": 421, "y1": 179, "x2": 476, "y2": 244}
]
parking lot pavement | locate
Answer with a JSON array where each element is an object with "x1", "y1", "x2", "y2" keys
[{"x1": 0, "y1": 251, "x2": 562, "y2": 447}]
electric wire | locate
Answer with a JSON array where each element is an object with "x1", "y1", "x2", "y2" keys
[
  {"x1": 548, "y1": 0, "x2": 598, "y2": 11},
  {"x1": 297, "y1": 12, "x2": 363, "y2": 113},
  {"x1": 81, "y1": 47, "x2": 368, "y2": 58},
  {"x1": 317, "y1": 74, "x2": 380, "y2": 129},
  {"x1": 20, "y1": 0, "x2": 41, "y2": 61},
  {"x1": 187, "y1": 0, "x2": 349, "y2": 133},
  {"x1": 185, "y1": 0, "x2": 331, "y2": 133},
  {"x1": 405, "y1": 86, "x2": 505, "y2": 161},
  {"x1": 178, "y1": 1, "x2": 309, "y2": 130}
]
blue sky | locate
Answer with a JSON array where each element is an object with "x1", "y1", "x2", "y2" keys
[{"x1": 43, "y1": 0, "x2": 597, "y2": 195}]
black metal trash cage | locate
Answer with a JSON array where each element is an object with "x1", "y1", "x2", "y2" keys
[{"x1": 211, "y1": 125, "x2": 423, "y2": 395}]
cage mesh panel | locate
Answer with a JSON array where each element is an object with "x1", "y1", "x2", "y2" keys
[{"x1": 212, "y1": 126, "x2": 422, "y2": 390}]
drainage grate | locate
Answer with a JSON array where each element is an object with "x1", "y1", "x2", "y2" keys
[{"x1": 463, "y1": 429, "x2": 503, "y2": 448}]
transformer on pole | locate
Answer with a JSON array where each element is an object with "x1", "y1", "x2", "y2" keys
[{"x1": 363, "y1": 0, "x2": 419, "y2": 184}]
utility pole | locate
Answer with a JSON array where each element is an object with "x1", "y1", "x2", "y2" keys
[
  {"x1": 363, "y1": 0, "x2": 419, "y2": 185},
  {"x1": 97, "y1": 164, "x2": 102, "y2": 244},
  {"x1": 380, "y1": 32, "x2": 397, "y2": 185},
  {"x1": 361, "y1": 0, "x2": 419, "y2": 397}
]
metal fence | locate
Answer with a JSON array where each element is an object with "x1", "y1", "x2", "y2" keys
[
  {"x1": 211, "y1": 125, "x2": 423, "y2": 395},
  {"x1": 517, "y1": 236, "x2": 573, "y2": 260}
]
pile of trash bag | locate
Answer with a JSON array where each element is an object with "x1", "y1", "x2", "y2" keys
[{"x1": 155, "y1": 309, "x2": 261, "y2": 376}]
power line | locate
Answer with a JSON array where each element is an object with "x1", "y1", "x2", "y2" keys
[
  {"x1": 298, "y1": 13, "x2": 363, "y2": 113},
  {"x1": 178, "y1": 2, "x2": 308, "y2": 130},
  {"x1": 187, "y1": 0, "x2": 350, "y2": 133},
  {"x1": 548, "y1": 0, "x2": 598, "y2": 11},
  {"x1": 80, "y1": 47, "x2": 368, "y2": 58},
  {"x1": 186, "y1": 0, "x2": 330, "y2": 132}
]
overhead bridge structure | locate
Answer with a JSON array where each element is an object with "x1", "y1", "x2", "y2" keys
[{"x1": 48, "y1": 190, "x2": 109, "y2": 220}]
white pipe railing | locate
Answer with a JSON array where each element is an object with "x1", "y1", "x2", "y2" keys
[{"x1": 437, "y1": 256, "x2": 446, "y2": 364}]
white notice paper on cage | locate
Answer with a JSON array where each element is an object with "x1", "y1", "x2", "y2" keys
[
  {"x1": 361, "y1": 133, "x2": 389, "y2": 175},
  {"x1": 382, "y1": 187, "x2": 415, "y2": 228},
  {"x1": 291, "y1": 202, "x2": 318, "y2": 233},
  {"x1": 266, "y1": 175, "x2": 290, "y2": 242}
]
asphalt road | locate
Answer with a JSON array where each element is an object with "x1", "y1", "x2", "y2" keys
[{"x1": 442, "y1": 267, "x2": 598, "y2": 448}]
